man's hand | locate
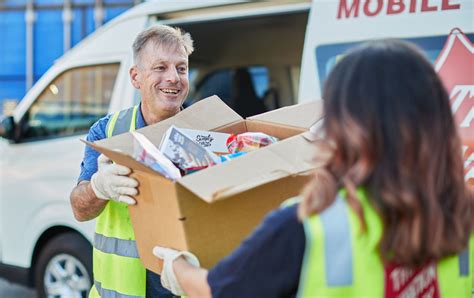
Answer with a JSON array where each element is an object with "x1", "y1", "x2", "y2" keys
[
  {"x1": 90, "y1": 154, "x2": 138, "y2": 205},
  {"x1": 152, "y1": 246, "x2": 200, "y2": 296}
]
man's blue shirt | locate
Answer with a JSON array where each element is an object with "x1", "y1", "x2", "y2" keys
[
  {"x1": 77, "y1": 105, "x2": 174, "y2": 297},
  {"x1": 78, "y1": 105, "x2": 147, "y2": 183}
]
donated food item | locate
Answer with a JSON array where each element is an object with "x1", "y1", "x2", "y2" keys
[
  {"x1": 226, "y1": 132, "x2": 279, "y2": 154},
  {"x1": 178, "y1": 128, "x2": 231, "y2": 154},
  {"x1": 220, "y1": 152, "x2": 247, "y2": 162},
  {"x1": 160, "y1": 126, "x2": 221, "y2": 170},
  {"x1": 131, "y1": 132, "x2": 181, "y2": 180}
]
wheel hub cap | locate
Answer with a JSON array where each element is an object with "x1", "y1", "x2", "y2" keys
[{"x1": 44, "y1": 254, "x2": 90, "y2": 298}]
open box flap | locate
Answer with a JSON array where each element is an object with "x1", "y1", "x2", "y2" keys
[
  {"x1": 177, "y1": 134, "x2": 316, "y2": 203},
  {"x1": 248, "y1": 100, "x2": 324, "y2": 129}
]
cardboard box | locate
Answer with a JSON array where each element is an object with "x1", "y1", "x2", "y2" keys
[{"x1": 87, "y1": 96, "x2": 323, "y2": 273}]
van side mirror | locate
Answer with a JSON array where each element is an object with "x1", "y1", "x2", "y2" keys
[{"x1": 0, "y1": 116, "x2": 15, "y2": 140}]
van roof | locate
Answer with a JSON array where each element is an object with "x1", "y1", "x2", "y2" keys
[
  {"x1": 58, "y1": 0, "x2": 310, "y2": 63},
  {"x1": 119, "y1": 0, "x2": 246, "y2": 20}
]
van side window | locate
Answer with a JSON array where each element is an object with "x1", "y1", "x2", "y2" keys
[
  {"x1": 189, "y1": 66, "x2": 269, "y2": 118},
  {"x1": 315, "y1": 33, "x2": 474, "y2": 90},
  {"x1": 193, "y1": 69, "x2": 233, "y2": 105},
  {"x1": 20, "y1": 63, "x2": 119, "y2": 142}
]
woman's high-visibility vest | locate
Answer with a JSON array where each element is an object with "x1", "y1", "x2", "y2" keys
[
  {"x1": 298, "y1": 189, "x2": 473, "y2": 297},
  {"x1": 89, "y1": 105, "x2": 147, "y2": 297}
]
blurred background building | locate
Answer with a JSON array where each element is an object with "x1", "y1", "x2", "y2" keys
[{"x1": 0, "y1": 0, "x2": 141, "y2": 115}]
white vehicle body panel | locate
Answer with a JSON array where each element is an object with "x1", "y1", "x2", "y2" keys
[{"x1": 0, "y1": 136, "x2": 94, "y2": 266}]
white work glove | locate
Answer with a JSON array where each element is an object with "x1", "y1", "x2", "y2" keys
[
  {"x1": 90, "y1": 154, "x2": 138, "y2": 205},
  {"x1": 152, "y1": 246, "x2": 200, "y2": 296}
]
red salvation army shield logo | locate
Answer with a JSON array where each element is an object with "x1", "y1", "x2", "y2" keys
[{"x1": 435, "y1": 29, "x2": 474, "y2": 185}]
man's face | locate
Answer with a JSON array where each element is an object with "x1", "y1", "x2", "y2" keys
[{"x1": 131, "y1": 41, "x2": 189, "y2": 119}]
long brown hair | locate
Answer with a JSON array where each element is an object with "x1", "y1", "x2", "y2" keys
[{"x1": 299, "y1": 40, "x2": 474, "y2": 267}]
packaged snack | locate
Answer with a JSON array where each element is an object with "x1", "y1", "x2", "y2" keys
[
  {"x1": 178, "y1": 128, "x2": 231, "y2": 154},
  {"x1": 131, "y1": 131, "x2": 181, "y2": 180},
  {"x1": 160, "y1": 126, "x2": 221, "y2": 170},
  {"x1": 226, "y1": 132, "x2": 279, "y2": 154}
]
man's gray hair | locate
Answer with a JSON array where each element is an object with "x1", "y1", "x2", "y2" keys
[{"x1": 132, "y1": 25, "x2": 194, "y2": 63}]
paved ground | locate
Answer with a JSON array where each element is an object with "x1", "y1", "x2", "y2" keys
[{"x1": 0, "y1": 278, "x2": 36, "y2": 298}]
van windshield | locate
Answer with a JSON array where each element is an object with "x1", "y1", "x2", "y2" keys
[{"x1": 315, "y1": 33, "x2": 474, "y2": 89}]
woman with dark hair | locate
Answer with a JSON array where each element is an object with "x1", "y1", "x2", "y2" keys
[{"x1": 152, "y1": 40, "x2": 474, "y2": 297}]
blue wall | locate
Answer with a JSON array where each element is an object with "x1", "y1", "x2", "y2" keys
[
  {"x1": 0, "y1": 0, "x2": 134, "y2": 114},
  {"x1": 0, "y1": 11, "x2": 27, "y2": 102}
]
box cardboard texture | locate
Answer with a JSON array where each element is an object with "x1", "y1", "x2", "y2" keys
[{"x1": 86, "y1": 96, "x2": 323, "y2": 273}]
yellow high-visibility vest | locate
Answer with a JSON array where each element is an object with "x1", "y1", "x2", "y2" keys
[
  {"x1": 89, "y1": 105, "x2": 147, "y2": 297},
  {"x1": 298, "y1": 189, "x2": 473, "y2": 297}
]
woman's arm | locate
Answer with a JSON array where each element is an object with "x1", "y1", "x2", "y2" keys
[
  {"x1": 154, "y1": 204, "x2": 305, "y2": 297},
  {"x1": 173, "y1": 257, "x2": 211, "y2": 298}
]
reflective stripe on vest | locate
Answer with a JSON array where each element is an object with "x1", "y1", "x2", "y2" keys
[
  {"x1": 319, "y1": 195, "x2": 353, "y2": 286},
  {"x1": 106, "y1": 105, "x2": 138, "y2": 137},
  {"x1": 94, "y1": 233, "x2": 140, "y2": 258},
  {"x1": 90, "y1": 105, "x2": 146, "y2": 298},
  {"x1": 458, "y1": 248, "x2": 469, "y2": 276},
  {"x1": 298, "y1": 189, "x2": 473, "y2": 297}
]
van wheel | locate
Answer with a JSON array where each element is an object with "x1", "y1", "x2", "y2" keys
[{"x1": 34, "y1": 232, "x2": 92, "y2": 298}]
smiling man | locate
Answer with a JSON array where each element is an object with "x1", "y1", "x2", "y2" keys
[
  {"x1": 70, "y1": 25, "x2": 194, "y2": 298},
  {"x1": 130, "y1": 28, "x2": 191, "y2": 125}
]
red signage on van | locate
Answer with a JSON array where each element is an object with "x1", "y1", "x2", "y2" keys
[
  {"x1": 337, "y1": 0, "x2": 461, "y2": 19},
  {"x1": 435, "y1": 29, "x2": 474, "y2": 184}
]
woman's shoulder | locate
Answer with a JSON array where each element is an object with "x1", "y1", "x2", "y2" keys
[{"x1": 261, "y1": 198, "x2": 303, "y2": 233}]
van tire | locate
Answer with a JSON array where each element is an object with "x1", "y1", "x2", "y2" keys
[{"x1": 34, "y1": 232, "x2": 92, "y2": 298}]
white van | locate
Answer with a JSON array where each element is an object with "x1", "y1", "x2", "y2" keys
[{"x1": 0, "y1": 0, "x2": 471, "y2": 296}]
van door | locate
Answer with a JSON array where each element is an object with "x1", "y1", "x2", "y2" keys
[{"x1": 0, "y1": 63, "x2": 119, "y2": 267}]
